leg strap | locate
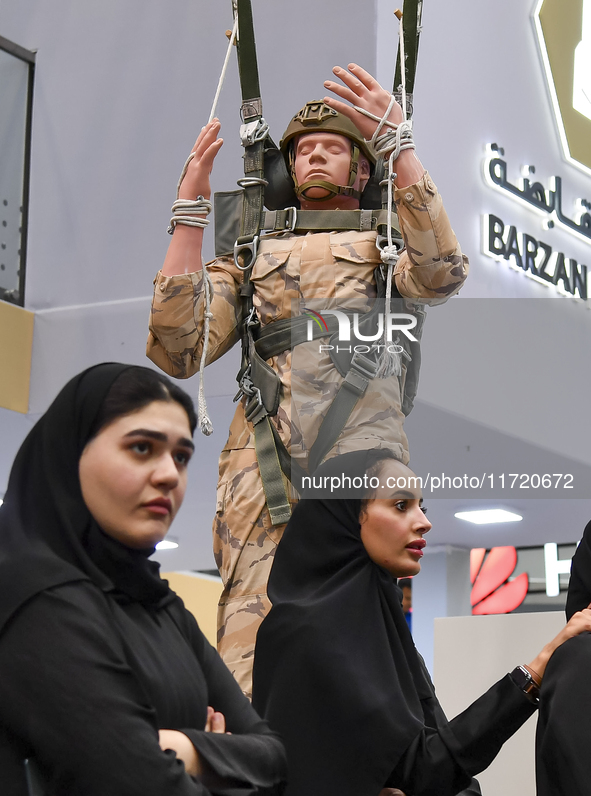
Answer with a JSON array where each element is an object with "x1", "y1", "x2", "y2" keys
[
  {"x1": 253, "y1": 415, "x2": 292, "y2": 526},
  {"x1": 308, "y1": 352, "x2": 378, "y2": 474}
]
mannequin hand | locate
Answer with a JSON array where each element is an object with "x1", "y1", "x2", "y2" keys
[
  {"x1": 159, "y1": 729, "x2": 201, "y2": 777},
  {"x1": 178, "y1": 120, "x2": 224, "y2": 201},
  {"x1": 528, "y1": 604, "x2": 591, "y2": 680},
  {"x1": 323, "y1": 63, "x2": 403, "y2": 139}
]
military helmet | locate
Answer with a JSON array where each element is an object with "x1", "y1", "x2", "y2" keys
[
  {"x1": 279, "y1": 100, "x2": 374, "y2": 203},
  {"x1": 280, "y1": 100, "x2": 375, "y2": 164}
]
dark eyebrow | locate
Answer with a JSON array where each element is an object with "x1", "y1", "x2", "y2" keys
[{"x1": 124, "y1": 429, "x2": 195, "y2": 451}]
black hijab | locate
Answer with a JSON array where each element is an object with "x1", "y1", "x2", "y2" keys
[
  {"x1": 0, "y1": 363, "x2": 174, "y2": 635},
  {"x1": 565, "y1": 520, "x2": 591, "y2": 619},
  {"x1": 252, "y1": 450, "x2": 432, "y2": 796}
]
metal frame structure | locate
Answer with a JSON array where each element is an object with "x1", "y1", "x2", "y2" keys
[{"x1": 0, "y1": 34, "x2": 35, "y2": 307}]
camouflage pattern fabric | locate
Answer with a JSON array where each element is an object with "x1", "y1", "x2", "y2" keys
[{"x1": 147, "y1": 171, "x2": 469, "y2": 697}]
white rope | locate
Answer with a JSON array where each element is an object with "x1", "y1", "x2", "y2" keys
[
  {"x1": 173, "y1": 13, "x2": 238, "y2": 200},
  {"x1": 398, "y1": 11, "x2": 407, "y2": 123},
  {"x1": 169, "y1": 13, "x2": 238, "y2": 435},
  {"x1": 353, "y1": 100, "x2": 415, "y2": 161},
  {"x1": 208, "y1": 15, "x2": 238, "y2": 123},
  {"x1": 375, "y1": 12, "x2": 411, "y2": 380},
  {"x1": 376, "y1": 148, "x2": 402, "y2": 379},
  {"x1": 167, "y1": 196, "x2": 212, "y2": 234},
  {"x1": 197, "y1": 266, "x2": 215, "y2": 435}
]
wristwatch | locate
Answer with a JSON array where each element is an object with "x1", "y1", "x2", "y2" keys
[{"x1": 510, "y1": 665, "x2": 540, "y2": 704}]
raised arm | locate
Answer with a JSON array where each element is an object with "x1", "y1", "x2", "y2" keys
[
  {"x1": 323, "y1": 63, "x2": 423, "y2": 189},
  {"x1": 323, "y1": 64, "x2": 468, "y2": 304},
  {"x1": 148, "y1": 120, "x2": 243, "y2": 378},
  {"x1": 162, "y1": 120, "x2": 224, "y2": 277}
]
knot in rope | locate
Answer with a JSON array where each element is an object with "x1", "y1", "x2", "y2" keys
[
  {"x1": 196, "y1": 265, "x2": 215, "y2": 436},
  {"x1": 380, "y1": 245, "x2": 400, "y2": 266}
]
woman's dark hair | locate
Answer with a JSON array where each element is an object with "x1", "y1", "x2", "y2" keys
[{"x1": 88, "y1": 367, "x2": 197, "y2": 439}]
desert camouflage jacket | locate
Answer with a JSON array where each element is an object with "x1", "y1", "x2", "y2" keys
[{"x1": 147, "y1": 171, "x2": 468, "y2": 466}]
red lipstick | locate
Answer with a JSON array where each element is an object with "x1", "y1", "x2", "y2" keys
[{"x1": 406, "y1": 539, "x2": 426, "y2": 558}]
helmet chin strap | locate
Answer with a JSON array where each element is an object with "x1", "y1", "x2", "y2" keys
[
  {"x1": 296, "y1": 180, "x2": 362, "y2": 202},
  {"x1": 290, "y1": 143, "x2": 362, "y2": 202}
]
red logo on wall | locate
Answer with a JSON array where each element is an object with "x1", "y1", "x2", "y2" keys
[{"x1": 470, "y1": 547, "x2": 529, "y2": 615}]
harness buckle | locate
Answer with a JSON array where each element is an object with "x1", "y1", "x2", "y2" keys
[
  {"x1": 284, "y1": 206, "x2": 297, "y2": 232},
  {"x1": 240, "y1": 120, "x2": 260, "y2": 146},
  {"x1": 235, "y1": 369, "x2": 267, "y2": 424},
  {"x1": 350, "y1": 352, "x2": 379, "y2": 380},
  {"x1": 341, "y1": 353, "x2": 379, "y2": 398},
  {"x1": 234, "y1": 236, "x2": 259, "y2": 271},
  {"x1": 239, "y1": 116, "x2": 269, "y2": 146}
]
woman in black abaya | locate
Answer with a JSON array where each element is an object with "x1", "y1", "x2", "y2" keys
[
  {"x1": 0, "y1": 363, "x2": 286, "y2": 796},
  {"x1": 536, "y1": 521, "x2": 591, "y2": 796},
  {"x1": 253, "y1": 450, "x2": 591, "y2": 796}
]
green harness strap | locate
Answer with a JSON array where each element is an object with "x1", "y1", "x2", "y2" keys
[
  {"x1": 235, "y1": 0, "x2": 265, "y2": 260},
  {"x1": 261, "y1": 208, "x2": 401, "y2": 236},
  {"x1": 214, "y1": 202, "x2": 401, "y2": 256},
  {"x1": 233, "y1": 0, "x2": 293, "y2": 525},
  {"x1": 393, "y1": 0, "x2": 423, "y2": 117}
]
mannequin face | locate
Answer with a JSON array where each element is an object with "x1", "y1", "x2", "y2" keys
[
  {"x1": 359, "y1": 460, "x2": 431, "y2": 578},
  {"x1": 79, "y1": 401, "x2": 193, "y2": 549},
  {"x1": 294, "y1": 132, "x2": 370, "y2": 208}
]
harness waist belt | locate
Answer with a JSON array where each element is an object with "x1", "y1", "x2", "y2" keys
[{"x1": 254, "y1": 314, "x2": 341, "y2": 361}]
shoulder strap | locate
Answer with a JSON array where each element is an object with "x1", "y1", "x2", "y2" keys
[
  {"x1": 234, "y1": 0, "x2": 267, "y2": 268},
  {"x1": 393, "y1": 0, "x2": 423, "y2": 118}
]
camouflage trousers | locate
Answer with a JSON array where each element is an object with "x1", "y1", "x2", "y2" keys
[{"x1": 214, "y1": 447, "x2": 294, "y2": 699}]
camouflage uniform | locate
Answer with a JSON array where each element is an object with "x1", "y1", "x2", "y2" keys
[{"x1": 147, "y1": 171, "x2": 468, "y2": 697}]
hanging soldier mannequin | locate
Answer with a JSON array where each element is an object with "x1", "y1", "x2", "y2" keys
[{"x1": 147, "y1": 64, "x2": 469, "y2": 697}]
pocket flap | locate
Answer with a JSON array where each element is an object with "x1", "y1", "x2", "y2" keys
[
  {"x1": 251, "y1": 242, "x2": 292, "y2": 281},
  {"x1": 329, "y1": 231, "x2": 382, "y2": 264}
]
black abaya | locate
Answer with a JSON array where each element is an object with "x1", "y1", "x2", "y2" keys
[
  {"x1": 0, "y1": 364, "x2": 286, "y2": 796},
  {"x1": 535, "y1": 520, "x2": 591, "y2": 796},
  {"x1": 253, "y1": 451, "x2": 536, "y2": 796}
]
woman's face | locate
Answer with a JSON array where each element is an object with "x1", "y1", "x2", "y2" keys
[
  {"x1": 359, "y1": 459, "x2": 431, "y2": 578},
  {"x1": 79, "y1": 400, "x2": 194, "y2": 549}
]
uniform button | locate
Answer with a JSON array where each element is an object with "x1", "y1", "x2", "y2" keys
[
  {"x1": 160, "y1": 282, "x2": 166, "y2": 291},
  {"x1": 405, "y1": 192, "x2": 414, "y2": 202},
  {"x1": 425, "y1": 178, "x2": 435, "y2": 192}
]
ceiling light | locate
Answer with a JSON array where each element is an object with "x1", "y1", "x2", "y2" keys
[
  {"x1": 155, "y1": 539, "x2": 179, "y2": 550},
  {"x1": 454, "y1": 509, "x2": 523, "y2": 525}
]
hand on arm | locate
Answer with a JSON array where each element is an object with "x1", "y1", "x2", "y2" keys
[
  {"x1": 323, "y1": 63, "x2": 424, "y2": 189},
  {"x1": 527, "y1": 605, "x2": 591, "y2": 681},
  {"x1": 162, "y1": 120, "x2": 223, "y2": 277},
  {"x1": 158, "y1": 707, "x2": 227, "y2": 779}
]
